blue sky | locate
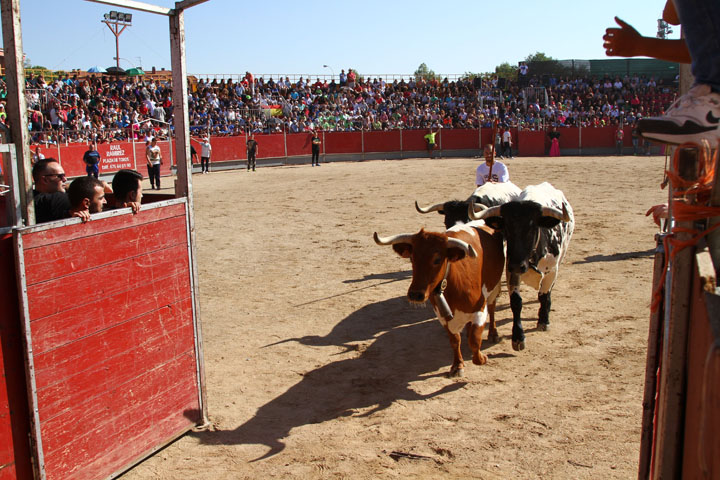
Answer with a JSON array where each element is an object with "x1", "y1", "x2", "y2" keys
[{"x1": 10, "y1": 0, "x2": 678, "y2": 78}]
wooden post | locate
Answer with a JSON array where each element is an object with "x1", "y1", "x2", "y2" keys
[
  {"x1": 638, "y1": 236, "x2": 666, "y2": 479},
  {"x1": 707, "y1": 149, "x2": 720, "y2": 275},
  {"x1": 1, "y1": 0, "x2": 33, "y2": 225},
  {"x1": 653, "y1": 147, "x2": 697, "y2": 479},
  {"x1": 169, "y1": 8, "x2": 208, "y2": 426}
]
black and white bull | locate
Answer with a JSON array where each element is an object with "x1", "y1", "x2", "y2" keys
[
  {"x1": 415, "y1": 181, "x2": 522, "y2": 230},
  {"x1": 470, "y1": 182, "x2": 574, "y2": 351}
]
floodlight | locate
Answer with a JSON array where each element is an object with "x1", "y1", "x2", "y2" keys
[
  {"x1": 104, "y1": 13, "x2": 110, "y2": 20},
  {"x1": 124, "y1": 13, "x2": 132, "y2": 23},
  {"x1": 109, "y1": 11, "x2": 118, "y2": 20}
]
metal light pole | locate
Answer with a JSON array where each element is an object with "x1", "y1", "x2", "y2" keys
[
  {"x1": 101, "y1": 10, "x2": 132, "y2": 69},
  {"x1": 323, "y1": 64, "x2": 334, "y2": 81}
]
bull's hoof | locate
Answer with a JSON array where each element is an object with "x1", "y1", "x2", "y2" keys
[
  {"x1": 512, "y1": 339, "x2": 526, "y2": 351},
  {"x1": 488, "y1": 329, "x2": 500, "y2": 344},
  {"x1": 447, "y1": 366, "x2": 465, "y2": 378},
  {"x1": 472, "y1": 352, "x2": 488, "y2": 366},
  {"x1": 537, "y1": 322, "x2": 549, "y2": 332}
]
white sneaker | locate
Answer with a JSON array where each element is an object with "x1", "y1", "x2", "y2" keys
[{"x1": 638, "y1": 84, "x2": 720, "y2": 145}]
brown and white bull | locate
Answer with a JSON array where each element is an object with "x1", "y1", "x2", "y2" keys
[{"x1": 373, "y1": 221, "x2": 505, "y2": 376}]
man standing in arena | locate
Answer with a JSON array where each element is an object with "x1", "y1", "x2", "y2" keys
[
  {"x1": 200, "y1": 137, "x2": 212, "y2": 174},
  {"x1": 615, "y1": 124, "x2": 625, "y2": 155},
  {"x1": 424, "y1": 127, "x2": 439, "y2": 158},
  {"x1": 311, "y1": 130, "x2": 321, "y2": 166},
  {"x1": 246, "y1": 133, "x2": 258, "y2": 172},
  {"x1": 501, "y1": 127, "x2": 513, "y2": 158},
  {"x1": 476, "y1": 144, "x2": 509, "y2": 187},
  {"x1": 83, "y1": 141, "x2": 101, "y2": 178},
  {"x1": 146, "y1": 137, "x2": 162, "y2": 189}
]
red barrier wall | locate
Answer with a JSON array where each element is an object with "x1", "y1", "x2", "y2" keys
[
  {"x1": 325, "y1": 131, "x2": 363, "y2": 154},
  {"x1": 581, "y1": 126, "x2": 617, "y2": 148},
  {"x1": 15, "y1": 203, "x2": 202, "y2": 479},
  {"x1": 403, "y1": 130, "x2": 430, "y2": 152},
  {"x1": 364, "y1": 130, "x2": 401, "y2": 153},
  {"x1": 34, "y1": 126, "x2": 651, "y2": 174},
  {"x1": 0, "y1": 234, "x2": 33, "y2": 480},
  {"x1": 207, "y1": 136, "x2": 246, "y2": 163},
  {"x1": 441, "y1": 129, "x2": 480, "y2": 151},
  {"x1": 518, "y1": 131, "x2": 546, "y2": 157},
  {"x1": 561, "y1": 127, "x2": 580, "y2": 150},
  {"x1": 286, "y1": 132, "x2": 314, "y2": 157}
]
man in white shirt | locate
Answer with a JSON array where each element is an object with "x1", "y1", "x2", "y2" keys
[
  {"x1": 145, "y1": 137, "x2": 163, "y2": 189},
  {"x1": 200, "y1": 137, "x2": 212, "y2": 174},
  {"x1": 476, "y1": 144, "x2": 509, "y2": 187},
  {"x1": 501, "y1": 127, "x2": 513, "y2": 158}
]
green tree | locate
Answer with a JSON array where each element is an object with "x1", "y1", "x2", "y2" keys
[
  {"x1": 495, "y1": 62, "x2": 518, "y2": 81},
  {"x1": 524, "y1": 52, "x2": 556, "y2": 63},
  {"x1": 414, "y1": 63, "x2": 438, "y2": 81}
]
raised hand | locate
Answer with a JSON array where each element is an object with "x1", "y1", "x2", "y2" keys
[{"x1": 603, "y1": 17, "x2": 642, "y2": 57}]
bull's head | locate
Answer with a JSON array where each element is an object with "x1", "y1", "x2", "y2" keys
[
  {"x1": 416, "y1": 199, "x2": 486, "y2": 230},
  {"x1": 469, "y1": 199, "x2": 569, "y2": 274},
  {"x1": 373, "y1": 229, "x2": 477, "y2": 303}
]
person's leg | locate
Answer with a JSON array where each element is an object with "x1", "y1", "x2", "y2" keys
[
  {"x1": 154, "y1": 164, "x2": 161, "y2": 189},
  {"x1": 638, "y1": 0, "x2": 720, "y2": 144},
  {"x1": 674, "y1": 0, "x2": 720, "y2": 91},
  {"x1": 147, "y1": 165, "x2": 154, "y2": 189}
]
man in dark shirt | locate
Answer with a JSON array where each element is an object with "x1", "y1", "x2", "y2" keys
[
  {"x1": 32, "y1": 158, "x2": 71, "y2": 223},
  {"x1": 83, "y1": 141, "x2": 101, "y2": 178},
  {"x1": 246, "y1": 133, "x2": 258, "y2": 172}
]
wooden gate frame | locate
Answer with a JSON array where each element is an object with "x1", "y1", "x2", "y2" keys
[
  {"x1": 1, "y1": 1, "x2": 211, "y2": 478},
  {"x1": 14, "y1": 199, "x2": 206, "y2": 479}
]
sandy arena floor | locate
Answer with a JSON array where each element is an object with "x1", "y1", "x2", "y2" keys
[{"x1": 121, "y1": 152, "x2": 667, "y2": 479}]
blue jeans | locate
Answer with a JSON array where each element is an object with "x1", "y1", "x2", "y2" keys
[{"x1": 674, "y1": 0, "x2": 720, "y2": 91}]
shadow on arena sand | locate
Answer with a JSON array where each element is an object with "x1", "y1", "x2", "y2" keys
[{"x1": 185, "y1": 294, "x2": 507, "y2": 462}]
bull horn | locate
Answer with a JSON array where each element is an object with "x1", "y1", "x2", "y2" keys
[
  {"x1": 541, "y1": 203, "x2": 571, "y2": 222},
  {"x1": 469, "y1": 198, "x2": 502, "y2": 220},
  {"x1": 447, "y1": 237, "x2": 477, "y2": 258},
  {"x1": 415, "y1": 200, "x2": 445, "y2": 214},
  {"x1": 373, "y1": 232, "x2": 414, "y2": 246}
]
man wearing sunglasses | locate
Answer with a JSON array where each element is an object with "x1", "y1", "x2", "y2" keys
[{"x1": 32, "y1": 158, "x2": 71, "y2": 223}]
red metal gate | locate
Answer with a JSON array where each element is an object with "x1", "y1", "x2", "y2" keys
[{"x1": 13, "y1": 200, "x2": 204, "y2": 479}]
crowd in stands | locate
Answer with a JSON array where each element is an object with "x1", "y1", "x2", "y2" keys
[{"x1": 10, "y1": 67, "x2": 679, "y2": 145}]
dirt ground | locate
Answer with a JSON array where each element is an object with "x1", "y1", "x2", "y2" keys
[{"x1": 121, "y1": 152, "x2": 667, "y2": 479}]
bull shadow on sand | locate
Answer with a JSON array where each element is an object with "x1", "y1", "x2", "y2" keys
[
  {"x1": 342, "y1": 269, "x2": 412, "y2": 284},
  {"x1": 190, "y1": 295, "x2": 504, "y2": 461},
  {"x1": 573, "y1": 248, "x2": 655, "y2": 265}
]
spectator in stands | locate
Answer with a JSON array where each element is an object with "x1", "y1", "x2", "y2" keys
[
  {"x1": 246, "y1": 133, "x2": 258, "y2": 171},
  {"x1": 67, "y1": 176, "x2": 106, "y2": 222},
  {"x1": 32, "y1": 158, "x2": 71, "y2": 223},
  {"x1": 476, "y1": 144, "x2": 509, "y2": 186},
  {"x1": 146, "y1": 137, "x2": 162, "y2": 189},
  {"x1": 111, "y1": 169, "x2": 143, "y2": 214},
  {"x1": 200, "y1": 137, "x2": 212, "y2": 174},
  {"x1": 83, "y1": 141, "x2": 101, "y2": 178}
]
